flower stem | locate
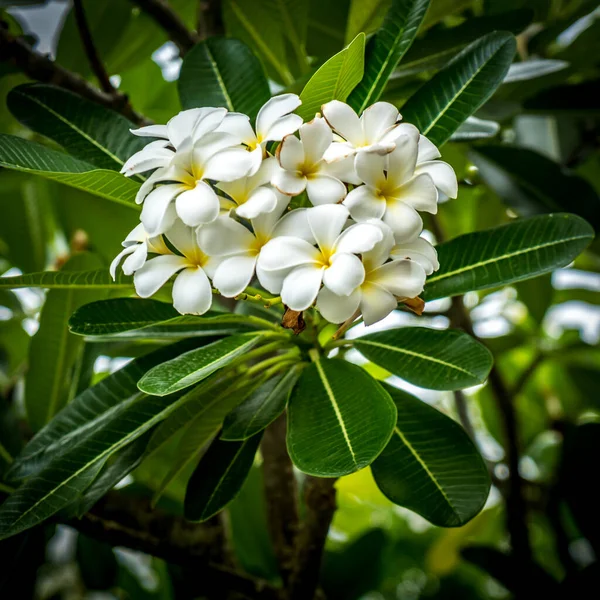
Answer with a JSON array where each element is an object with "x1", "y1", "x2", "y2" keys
[
  {"x1": 235, "y1": 290, "x2": 283, "y2": 308},
  {"x1": 245, "y1": 350, "x2": 301, "y2": 378}
]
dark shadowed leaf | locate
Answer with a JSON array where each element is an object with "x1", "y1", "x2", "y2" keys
[{"x1": 0, "y1": 269, "x2": 132, "y2": 290}]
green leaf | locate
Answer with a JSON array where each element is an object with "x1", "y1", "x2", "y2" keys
[
  {"x1": 354, "y1": 327, "x2": 493, "y2": 391},
  {"x1": 423, "y1": 213, "x2": 595, "y2": 301},
  {"x1": 184, "y1": 433, "x2": 263, "y2": 522},
  {"x1": 503, "y1": 58, "x2": 568, "y2": 83},
  {"x1": 0, "y1": 269, "x2": 132, "y2": 290},
  {"x1": 8, "y1": 84, "x2": 146, "y2": 171},
  {"x1": 138, "y1": 334, "x2": 264, "y2": 396},
  {"x1": 178, "y1": 37, "x2": 271, "y2": 121},
  {"x1": 0, "y1": 134, "x2": 140, "y2": 207},
  {"x1": 298, "y1": 33, "x2": 365, "y2": 121},
  {"x1": 347, "y1": 0, "x2": 430, "y2": 114},
  {"x1": 372, "y1": 385, "x2": 490, "y2": 526},
  {"x1": 471, "y1": 145, "x2": 600, "y2": 232},
  {"x1": 400, "y1": 32, "x2": 516, "y2": 147},
  {"x1": 306, "y1": 0, "x2": 351, "y2": 59},
  {"x1": 287, "y1": 358, "x2": 396, "y2": 477},
  {"x1": 450, "y1": 116, "x2": 499, "y2": 142},
  {"x1": 345, "y1": 0, "x2": 390, "y2": 43},
  {"x1": 24, "y1": 253, "x2": 106, "y2": 432},
  {"x1": 222, "y1": 366, "x2": 302, "y2": 440}
]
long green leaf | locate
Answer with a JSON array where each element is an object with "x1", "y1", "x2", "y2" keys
[
  {"x1": 371, "y1": 385, "x2": 490, "y2": 526},
  {"x1": 354, "y1": 327, "x2": 493, "y2": 391},
  {"x1": 287, "y1": 358, "x2": 396, "y2": 477},
  {"x1": 7, "y1": 84, "x2": 146, "y2": 171},
  {"x1": 0, "y1": 134, "x2": 140, "y2": 207},
  {"x1": 185, "y1": 433, "x2": 262, "y2": 522},
  {"x1": 297, "y1": 33, "x2": 365, "y2": 121},
  {"x1": 178, "y1": 37, "x2": 270, "y2": 120},
  {"x1": 423, "y1": 213, "x2": 595, "y2": 301},
  {"x1": 138, "y1": 334, "x2": 264, "y2": 396},
  {"x1": 347, "y1": 0, "x2": 430, "y2": 114},
  {"x1": 400, "y1": 32, "x2": 516, "y2": 147},
  {"x1": 0, "y1": 269, "x2": 131, "y2": 290}
]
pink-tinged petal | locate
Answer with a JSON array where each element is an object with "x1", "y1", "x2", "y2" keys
[
  {"x1": 355, "y1": 151, "x2": 386, "y2": 187},
  {"x1": 323, "y1": 155, "x2": 361, "y2": 185},
  {"x1": 334, "y1": 222, "x2": 383, "y2": 254},
  {"x1": 306, "y1": 174, "x2": 346, "y2": 206},
  {"x1": 257, "y1": 94, "x2": 302, "y2": 137},
  {"x1": 359, "y1": 283, "x2": 398, "y2": 326},
  {"x1": 130, "y1": 124, "x2": 169, "y2": 139},
  {"x1": 382, "y1": 201, "x2": 423, "y2": 240},
  {"x1": 140, "y1": 185, "x2": 181, "y2": 235},
  {"x1": 175, "y1": 181, "x2": 221, "y2": 226},
  {"x1": 164, "y1": 219, "x2": 198, "y2": 258},
  {"x1": 360, "y1": 102, "x2": 400, "y2": 142},
  {"x1": 172, "y1": 267, "x2": 213, "y2": 315},
  {"x1": 386, "y1": 131, "x2": 419, "y2": 186},
  {"x1": 191, "y1": 107, "x2": 227, "y2": 142},
  {"x1": 391, "y1": 237, "x2": 439, "y2": 275},
  {"x1": 256, "y1": 263, "x2": 286, "y2": 294},
  {"x1": 323, "y1": 252, "x2": 365, "y2": 296},
  {"x1": 317, "y1": 287, "x2": 361, "y2": 324},
  {"x1": 236, "y1": 186, "x2": 278, "y2": 220},
  {"x1": 281, "y1": 265, "x2": 324, "y2": 310},
  {"x1": 167, "y1": 108, "x2": 206, "y2": 147},
  {"x1": 321, "y1": 100, "x2": 362, "y2": 145},
  {"x1": 269, "y1": 206, "x2": 314, "y2": 243},
  {"x1": 258, "y1": 237, "x2": 320, "y2": 272},
  {"x1": 343, "y1": 186, "x2": 386, "y2": 221},
  {"x1": 120, "y1": 146, "x2": 174, "y2": 176},
  {"x1": 369, "y1": 259, "x2": 426, "y2": 298},
  {"x1": 278, "y1": 134, "x2": 304, "y2": 170},
  {"x1": 217, "y1": 112, "x2": 257, "y2": 145},
  {"x1": 307, "y1": 204, "x2": 349, "y2": 251},
  {"x1": 203, "y1": 147, "x2": 255, "y2": 181},
  {"x1": 134, "y1": 255, "x2": 188, "y2": 298},
  {"x1": 415, "y1": 161, "x2": 457, "y2": 199},
  {"x1": 323, "y1": 141, "x2": 355, "y2": 163},
  {"x1": 267, "y1": 114, "x2": 303, "y2": 142},
  {"x1": 299, "y1": 117, "x2": 332, "y2": 164},
  {"x1": 122, "y1": 244, "x2": 149, "y2": 276},
  {"x1": 417, "y1": 135, "x2": 441, "y2": 162},
  {"x1": 197, "y1": 215, "x2": 256, "y2": 256},
  {"x1": 213, "y1": 255, "x2": 258, "y2": 297},
  {"x1": 272, "y1": 168, "x2": 307, "y2": 196},
  {"x1": 110, "y1": 245, "x2": 136, "y2": 279},
  {"x1": 393, "y1": 173, "x2": 438, "y2": 213}
]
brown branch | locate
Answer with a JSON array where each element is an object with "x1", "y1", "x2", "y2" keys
[
  {"x1": 289, "y1": 477, "x2": 337, "y2": 600},
  {"x1": 197, "y1": 0, "x2": 224, "y2": 40},
  {"x1": 0, "y1": 25, "x2": 150, "y2": 126},
  {"x1": 261, "y1": 413, "x2": 300, "y2": 586},
  {"x1": 129, "y1": 0, "x2": 199, "y2": 55},
  {"x1": 73, "y1": 0, "x2": 115, "y2": 94},
  {"x1": 68, "y1": 491, "x2": 281, "y2": 600}
]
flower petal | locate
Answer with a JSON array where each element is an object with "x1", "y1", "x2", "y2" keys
[
  {"x1": 360, "y1": 283, "x2": 398, "y2": 326},
  {"x1": 122, "y1": 223, "x2": 148, "y2": 246},
  {"x1": 204, "y1": 147, "x2": 255, "y2": 181},
  {"x1": 172, "y1": 267, "x2": 213, "y2": 315},
  {"x1": 343, "y1": 185, "x2": 386, "y2": 222},
  {"x1": 281, "y1": 265, "x2": 324, "y2": 310},
  {"x1": 306, "y1": 174, "x2": 346, "y2": 206},
  {"x1": 417, "y1": 135, "x2": 441, "y2": 162},
  {"x1": 277, "y1": 134, "x2": 304, "y2": 171},
  {"x1": 257, "y1": 94, "x2": 302, "y2": 138},
  {"x1": 386, "y1": 130, "x2": 419, "y2": 186},
  {"x1": 299, "y1": 117, "x2": 332, "y2": 165},
  {"x1": 269, "y1": 206, "x2": 314, "y2": 243},
  {"x1": 267, "y1": 114, "x2": 304, "y2": 142},
  {"x1": 324, "y1": 155, "x2": 361, "y2": 185},
  {"x1": 382, "y1": 201, "x2": 423, "y2": 240},
  {"x1": 140, "y1": 185, "x2": 181, "y2": 235},
  {"x1": 134, "y1": 254, "x2": 188, "y2": 298},
  {"x1": 323, "y1": 141, "x2": 355, "y2": 163},
  {"x1": 197, "y1": 215, "x2": 256, "y2": 256},
  {"x1": 217, "y1": 112, "x2": 256, "y2": 145},
  {"x1": 362, "y1": 221, "x2": 395, "y2": 270},
  {"x1": 191, "y1": 107, "x2": 228, "y2": 142},
  {"x1": 251, "y1": 192, "x2": 291, "y2": 237},
  {"x1": 236, "y1": 186, "x2": 278, "y2": 219},
  {"x1": 122, "y1": 244, "x2": 149, "y2": 276},
  {"x1": 176, "y1": 181, "x2": 221, "y2": 226},
  {"x1": 213, "y1": 255, "x2": 258, "y2": 297},
  {"x1": 110, "y1": 245, "x2": 136, "y2": 279},
  {"x1": 167, "y1": 108, "x2": 206, "y2": 147},
  {"x1": 321, "y1": 100, "x2": 362, "y2": 145},
  {"x1": 130, "y1": 124, "x2": 169, "y2": 139},
  {"x1": 272, "y1": 168, "x2": 307, "y2": 196},
  {"x1": 317, "y1": 287, "x2": 361, "y2": 324},
  {"x1": 323, "y1": 252, "x2": 365, "y2": 296},
  {"x1": 256, "y1": 263, "x2": 286, "y2": 294},
  {"x1": 334, "y1": 222, "x2": 383, "y2": 254},
  {"x1": 120, "y1": 146, "x2": 174, "y2": 176},
  {"x1": 360, "y1": 102, "x2": 400, "y2": 142},
  {"x1": 393, "y1": 173, "x2": 438, "y2": 213},
  {"x1": 307, "y1": 204, "x2": 349, "y2": 252},
  {"x1": 355, "y1": 150, "x2": 386, "y2": 188},
  {"x1": 415, "y1": 161, "x2": 458, "y2": 199},
  {"x1": 370, "y1": 259, "x2": 426, "y2": 298},
  {"x1": 164, "y1": 219, "x2": 198, "y2": 258},
  {"x1": 391, "y1": 237, "x2": 439, "y2": 274},
  {"x1": 258, "y1": 236, "x2": 320, "y2": 272}
]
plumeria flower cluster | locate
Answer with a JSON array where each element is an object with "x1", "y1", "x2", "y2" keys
[{"x1": 112, "y1": 95, "x2": 456, "y2": 327}]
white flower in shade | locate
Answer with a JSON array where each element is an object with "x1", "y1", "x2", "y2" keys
[
  {"x1": 109, "y1": 223, "x2": 169, "y2": 279},
  {"x1": 317, "y1": 224, "x2": 437, "y2": 326},
  {"x1": 197, "y1": 195, "x2": 314, "y2": 297},
  {"x1": 272, "y1": 116, "x2": 348, "y2": 206},
  {"x1": 218, "y1": 94, "x2": 303, "y2": 176},
  {"x1": 321, "y1": 100, "x2": 405, "y2": 163},
  {"x1": 257, "y1": 204, "x2": 384, "y2": 311},
  {"x1": 343, "y1": 126, "x2": 457, "y2": 239},
  {"x1": 217, "y1": 157, "x2": 280, "y2": 219},
  {"x1": 133, "y1": 219, "x2": 221, "y2": 315}
]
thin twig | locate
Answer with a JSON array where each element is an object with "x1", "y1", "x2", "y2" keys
[
  {"x1": 453, "y1": 390, "x2": 476, "y2": 440},
  {"x1": 128, "y1": 0, "x2": 199, "y2": 55},
  {"x1": 0, "y1": 25, "x2": 150, "y2": 125}
]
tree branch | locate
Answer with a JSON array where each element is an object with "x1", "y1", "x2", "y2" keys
[
  {"x1": 129, "y1": 0, "x2": 199, "y2": 55},
  {"x1": 289, "y1": 477, "x2": 337, "y2": 600},
  {"x1": 0, "y1": 24, "x2": 150, "y2": 126},
  {"x1": 73, "y1": 0, "x2": 115, "y2": 94},
  {"x1": 197, "y1": 0, "x2": 224, "y2": 40},
  {"x1": 261, "y1": 413, "x2": 300, "y2": 586}
]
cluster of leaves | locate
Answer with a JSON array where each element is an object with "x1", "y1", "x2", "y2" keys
[{"x1": 0, "y1": 0, "x2": 599, "y2": 598}]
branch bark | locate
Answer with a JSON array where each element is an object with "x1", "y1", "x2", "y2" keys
[
  {"x1": 197, "y1": 0, "x2": 224, "y2": 40},
  {"x1": 129, "y1": 0, "x2": 199, "y2": 55},
  {"x1": 0, "y1": 24, "x2": 149, "y2": 125}
]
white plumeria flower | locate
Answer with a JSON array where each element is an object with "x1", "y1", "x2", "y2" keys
[
  {"x1": 218, "y1": 94, "x2": 303, "y2": 176},
  {"x1": 272, "y1": 116, "x2": 348, "y2": 206},
  {"x1": 197, "y1": 195, "x2": 313, "y2": 297},
  {"x1": 109, "y1": 224, "x2": 169, "y2": 279},
  {"x1": 133, "y1": 219, "x2": 220, "y2": 315},
  {"x1": 343, "y1": 126, "x2": 456, "y2": 239},
  {"x1": 318, "y1": 224, "x2": 437, "y2": 326},
  {"x1": 321, "y1": 100, "x2": 405, "y2": 163},
  {"x1": 217, "y1": 157, "x2": 281, "y2": 219},
  {"x1": 258, "y1": 204, "x2": 384, "y2": 311}
]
